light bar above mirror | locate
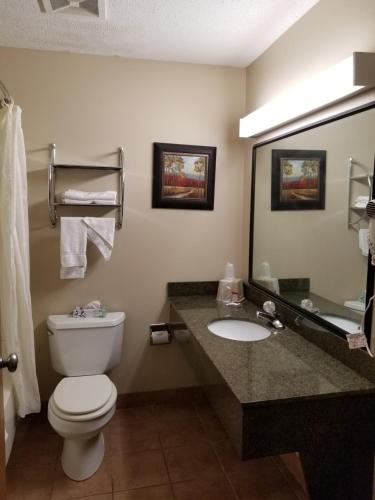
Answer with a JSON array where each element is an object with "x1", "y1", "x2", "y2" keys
[{"x1": 240, "y1": 52, "x2": 375, "y2": 138}]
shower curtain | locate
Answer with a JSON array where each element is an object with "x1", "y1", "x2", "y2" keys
[{"x1": 0, "y1": 101, "x2": 40, "y2": 417}]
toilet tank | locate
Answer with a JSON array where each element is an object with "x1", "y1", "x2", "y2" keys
[{"x1": 47, "y1": 312, "x2": 125, "y2": 376}]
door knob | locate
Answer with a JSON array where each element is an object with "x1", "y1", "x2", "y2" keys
[{"x1": 0, "y1": 353, "x2": 18, "y2": 372}]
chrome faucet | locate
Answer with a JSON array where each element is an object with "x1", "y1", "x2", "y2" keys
[{"x1": 256, "y1": 301, "x2": 285, "y2": 330}]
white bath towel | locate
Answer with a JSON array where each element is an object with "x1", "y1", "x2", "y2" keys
[
  {"x1": 63, "y1": 189, "x2": 117, "y2": 202},
  {"x1": 62, "y1": 198, "x2": 117, "y2": 205},
  {"x1": 82, "y1": 217, "x2": 115, "y2": 262},
  {"x1": 60, "y1": 217, "x2": 87, "y2": 279},
  {"x1": 354, "y1": 195, "x2": 370, "y2": 208},
  {"x1": 359, "y1": 228, "x2": 369, "y2": 257}
]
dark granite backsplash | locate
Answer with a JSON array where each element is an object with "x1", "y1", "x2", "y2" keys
[{"x1": 168, "y1": 281, "x2": 218, "y2": 297}]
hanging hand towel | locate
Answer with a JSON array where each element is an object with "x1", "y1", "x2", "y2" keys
[
  {"x1": 366, "y1": 200, "x2": 375, "y2": 265},
  {"x1": 60, "y1": 217, "x2": 87, "y2": 279},
  {"x1": 359, "y1": 228, "x2": 369, "y2": 256},
  {"x1": 82, "y1": 217, "x2": 115, "y2": 261}
]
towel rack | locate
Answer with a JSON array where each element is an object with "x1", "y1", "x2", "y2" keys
[
  {"x1": 348, "y1": 156, "x2": 373, "y2": 231},
  {"x1": 48, "y1": 143, "x2": 125, "y2": 229}
]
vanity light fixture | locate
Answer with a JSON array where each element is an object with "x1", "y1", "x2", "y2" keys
[{"x1": 239, "y1": 52, "x2": 375, "y2": 138}]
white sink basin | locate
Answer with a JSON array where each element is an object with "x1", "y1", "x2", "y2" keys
[
  {"x1": 207, "y1": 319, "x2": 271, "y2": 342},
  {"x1": 319, "y1": 314, "x2": 361, "y2": 334}
]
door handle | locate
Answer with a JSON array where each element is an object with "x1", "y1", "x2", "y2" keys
[{"x1": 0, "y1": 353, "x2": 18, "y2": 372}]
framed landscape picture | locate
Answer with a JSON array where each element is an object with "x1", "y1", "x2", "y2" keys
[
  {"x1": 271, "y1": 149, "x2": 326, "y2": 210},
  {"x1": 152, "y1": 143, "x2": 216, "y2": 210}
]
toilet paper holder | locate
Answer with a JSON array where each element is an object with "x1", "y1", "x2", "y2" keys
[{"x1": 149, "y1": 322, "x2": 186, "y2": 345}]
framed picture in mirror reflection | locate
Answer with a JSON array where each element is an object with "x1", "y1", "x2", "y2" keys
[{"x1": 271, "y1": 149, "x2": 326, "y2": 210}]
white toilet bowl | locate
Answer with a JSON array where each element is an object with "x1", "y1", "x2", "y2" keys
[{"x1": 48, "y1": 374, "x2": 117, "y2": 481}]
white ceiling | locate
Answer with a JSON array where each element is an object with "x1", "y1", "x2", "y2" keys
[{"x1": 0, "y1": 0, "x2": 319, "y2": 68}]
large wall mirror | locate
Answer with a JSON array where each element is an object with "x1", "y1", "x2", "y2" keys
[{"x1": 250, "y1": 103, "x2": 375, "y2": 339}]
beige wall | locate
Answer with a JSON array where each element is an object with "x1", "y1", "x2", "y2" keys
[
  {"x1": 0, "y1": 47, "x2": 246, "y2": 400},
  {"x1": 245, "y1": 0, "x2": 375, "y2": 113},
  {"x1": 253, "y1": 108, "x2": 375, "y2": 306}
]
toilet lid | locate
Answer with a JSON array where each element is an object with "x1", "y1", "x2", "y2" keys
[{"x1": 53, "y1": 375, "x2": 114, "y2": 415}]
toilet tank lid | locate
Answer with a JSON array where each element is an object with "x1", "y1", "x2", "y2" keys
[{"x1": 47, "y1": 312, "x2": 125, "y2": 331}]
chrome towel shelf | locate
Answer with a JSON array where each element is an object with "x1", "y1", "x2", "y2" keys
[
  {"x1": 48, "y1": 143, "x2": 125, "y2": 229},
  {"x1": 348, "y1": 156, "x2": 373, "y2": 231}
]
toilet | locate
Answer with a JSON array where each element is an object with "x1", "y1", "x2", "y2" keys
[{"x1": 47, "y1": 312, "x2": 125, "y2": 481}]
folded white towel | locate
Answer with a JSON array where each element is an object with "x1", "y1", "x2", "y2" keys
[
  {"x1": 354, "y1": 195, "x2": 370, "y2": 208},
  {"x1": 60, "y1": 217, "x2": 87, "y2": 279},
  {"x1": 359, "y1": 228, "x2": 369, "y2": 257},
  {"x1": 82, "y1": 217, "x2": 115, "y2": 262},
  {"x1": 62, "y1": 198, "x2": 117, "y2": 205},
  {"x1": 63, "y1": 189, "x2": 117, "y2": 202}
]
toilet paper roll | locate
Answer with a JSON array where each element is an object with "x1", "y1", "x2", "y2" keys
[{"x1": 150, "y1": 330, "x2": 170, "y2": 345}]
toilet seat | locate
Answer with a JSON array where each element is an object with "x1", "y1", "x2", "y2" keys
[{"x1": 50, "y1": 375, "x2": 117, "y2": 422}]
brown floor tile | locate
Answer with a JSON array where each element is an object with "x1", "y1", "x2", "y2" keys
[
  {"x1": 172, "y1": 477, "x2": 236, "y2": 500},
  {"x1": 114, "y1": 484, "x2": 174, "y2": 499},
  {"x1": 276, "y1": 454, "x2": 308, "y2": 497},
  {"x1": 274, "y1": 456, "x2": 309, "y2": 500},
  {"x1": 229, "y1": 471, "x2": 298, "y2": 500},
  {"x1": 213, "y1": 439, "x2": 280, "y2": 478},
  {"x1": 7, "y1": 463, "x2": 55, "y2": 500},
  {"x1": 198, "y1": 412, "x2": 227, "y2": 442},
  {"x1": 158, "y1": 417, "x2": 207, "y2": 449},
  {"x1": 110, "y1": 449, "x2": 169, "y2": 492},
  {"x1": 111, "y1": 406, "x2": 154, "y2": 424},
  {"x1": 8, "y1": 433, "x2": 61, "y2": 469},
  {"x1": 51, "y1": 462, "x2": 112, "y2": 500},
  {"x1": 14, "y1": 413, "x2": 55, "y2": 443},
  {"x1": 194, "y1": 401, "x2": 215, "y2": 416},
  {"x1": 153, "y1": 402, "x2": 197, "y2": 423},
  {"x1": 164, "y1": 442, "x2": 223, "y2": 482},
  {"x1": 105, "y1": 414, "x2": 160, "y2": 455},
  {"x1": 74, "y1": 496, "x2": 112, "y2": 500}
]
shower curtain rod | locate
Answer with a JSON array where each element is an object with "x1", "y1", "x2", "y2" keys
[{"x1": 0, "y1": 80, "x2": 11, "y2": 105}]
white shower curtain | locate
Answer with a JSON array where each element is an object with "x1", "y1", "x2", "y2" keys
[{"x1": 0, "y1": 101, "x2": 40, "y2": 417}]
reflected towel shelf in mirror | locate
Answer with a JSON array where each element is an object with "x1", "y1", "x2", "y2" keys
[{"x1": 348, "y1": 157, "x2": 373, "y2": 232}]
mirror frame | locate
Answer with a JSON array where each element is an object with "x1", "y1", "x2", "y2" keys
[{"x1": 249, "y1": 101, "x2": 375, "y2": 340}]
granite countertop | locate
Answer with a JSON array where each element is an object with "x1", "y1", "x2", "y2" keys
[{"x1": 169, "y1": 294, "x2": 375, "y2": 407}]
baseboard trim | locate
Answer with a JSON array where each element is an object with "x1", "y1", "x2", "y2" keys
[{"x1": 116, "y1": 386, "x2": 206, "y2": 408}]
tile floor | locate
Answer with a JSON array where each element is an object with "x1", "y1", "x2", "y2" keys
[{"x1": 6, "y1": 399, "x2": 309, "y2": 500}]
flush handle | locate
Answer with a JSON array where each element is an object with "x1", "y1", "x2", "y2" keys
[{"x1": 0, "y1": 353, "x2": 18, "y2": 372}]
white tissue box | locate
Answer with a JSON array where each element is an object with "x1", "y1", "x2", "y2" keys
[{"x1": 72, "y1": 307, "x2": 107, "y2": 318}]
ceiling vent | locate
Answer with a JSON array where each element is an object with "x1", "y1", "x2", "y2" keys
[{"x1": 39, "y1": 0, "x2": 106, "y2": 19}]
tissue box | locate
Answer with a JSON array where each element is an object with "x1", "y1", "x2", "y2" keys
[{"x1": 72, "y1": 307, "x2": 107, "y2": 318}]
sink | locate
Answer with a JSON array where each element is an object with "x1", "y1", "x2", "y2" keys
[
  {"x1": 319, "y1": 314, "x2": 361, "y2": 334},
  {"x1": 207, "y1": 319, "x2": 271, "y2": 342}
]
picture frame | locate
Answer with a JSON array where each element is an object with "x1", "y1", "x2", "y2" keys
[
  {"x1": 152, "y1": 142, "x2": 216, "y2": 210},
  {"x1": 271, "y1": 149, "x2": 326, "y2": 210}
]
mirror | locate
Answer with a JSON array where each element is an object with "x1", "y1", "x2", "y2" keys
[{"x1": 250, "y1": 103, "x2": 375, "y2": 338}]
